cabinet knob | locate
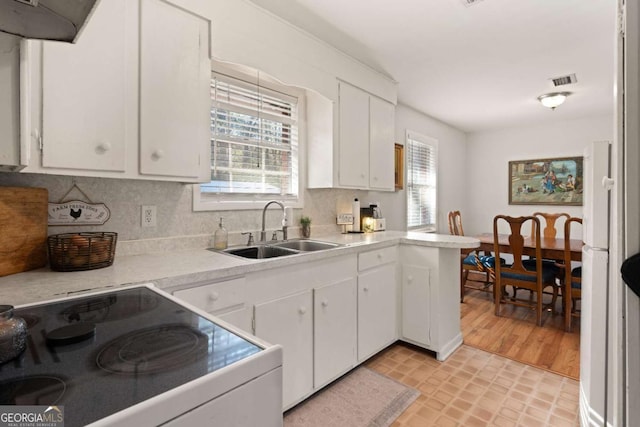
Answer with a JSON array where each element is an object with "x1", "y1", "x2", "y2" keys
[
  {"x1": 321, "y1": 299, "x2": 329, "y2": 307},
  {"x1": 377, "y1": 253, "x2": 383, "y2": 260},
  {"x1": 151, "y1": 149, "x2": 165, "y2": 160},
  {"x1": 363, "y1": 286, "x2": 369, "y2": 292},
  {"x1": 407, "y1": 275, "x2": 414, "y2": 283},
  {"x1": 360, "y1": 173, "x2": 366, "y2": 179},
  {"x1": 96, "y1": 141, "x2": 111, "y2": 153},
  {"x1": 208, "y1": 291, "x2": 219, "y2": 302},
  {"x1": 298, "y1": 306, "x2": 307, "y2": 315}
]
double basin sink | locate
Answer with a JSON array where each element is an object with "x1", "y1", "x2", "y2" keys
[{"x1": 216, "y1": 239, "x2": 341, "y2": 259}]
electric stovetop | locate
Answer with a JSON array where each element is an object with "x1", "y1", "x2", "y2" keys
[{"x1": 0, "y1": 286, "x2": 261, "y2": 426}]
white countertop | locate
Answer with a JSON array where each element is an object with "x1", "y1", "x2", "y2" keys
[{"x1": 0, "y1": 231, "x2": 478, "y2": 306}]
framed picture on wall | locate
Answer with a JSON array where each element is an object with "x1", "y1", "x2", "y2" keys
[{"x1": 508, "y1": 156, "x2": 583, "y2": 206}]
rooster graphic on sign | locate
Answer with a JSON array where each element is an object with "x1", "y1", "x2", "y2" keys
[{"x1": 70, "y1": 208, "x2": 82, "y2": 220}]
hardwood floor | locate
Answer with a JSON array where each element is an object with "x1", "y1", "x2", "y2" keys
[{"x1": 460, "y1": 274, "x2": 580, "y2": 379}]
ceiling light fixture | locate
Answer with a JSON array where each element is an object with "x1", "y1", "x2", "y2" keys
[{"x1": 537, "y1": 92, "x2": 571, "y2": 110}]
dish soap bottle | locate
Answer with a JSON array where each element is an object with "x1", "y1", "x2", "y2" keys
[{"x1": 213, "y1": 217, "x2": 228, "y2": 250}]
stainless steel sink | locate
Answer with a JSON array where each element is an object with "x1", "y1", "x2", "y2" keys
[
  {"x1": 221, "y1": 245, "x2": 298, "y2": 259},
  {"x1": 213, "y1": 239, "x2": 341, "y2": 259},
  {"x1": 272, "y1": 239, "x2": 340, "y2": 252}
]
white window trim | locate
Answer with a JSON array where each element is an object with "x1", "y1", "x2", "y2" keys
[
  {"x1": 406, "y1": 130, "x2": 438, "y2": 232},
  {"x1": 193, "y1": 64, "x2": 306, "y2": 212}
]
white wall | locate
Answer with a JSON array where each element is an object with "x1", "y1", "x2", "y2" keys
[
  {"x1": 385, "y1": 103, "x2": 468, "y2": 233},
  {"x1": 464, "y1": 114, "x2": 613, "y2": 236},
  {"x1": 169, "y1": 0, "x2": 396, "y2": 103}
]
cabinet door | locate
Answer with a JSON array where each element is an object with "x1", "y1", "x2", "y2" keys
[
  {"x1": 41, "y1": 0, "x2": 133, "y2": 172},
  {"x1": 216, "y1": 307, "x2": 252, "y2": 333},
  {"x1": 358, "y1": 263, "x2": 397, "y2": 361},
  {"x1": 338, "y1": 82, "x2": 369, "y2": 188},
  {"x1": 369, "y1": 96, "x2": 395, "y2": 190},
  {"x1": 139, "y1": 0, "x2": 210, "y2": 180},
  {"x1": 402, "y1": 264, "x2": 431, "y2": 346},
  {"x1": 254, "y1": 290, "x2": 313, "y2": 409},
  {"x1": 314, "y1": 277, "x2": 357, "y2": 388},
  {"x1": 0, "y1": 33, "x2": 21, "y2": 169}
]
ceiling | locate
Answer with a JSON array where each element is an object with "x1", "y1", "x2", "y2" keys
[{"x1": 247, "y1": 0, "x2": 616, "y2": 133}]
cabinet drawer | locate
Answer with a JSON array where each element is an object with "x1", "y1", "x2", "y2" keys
[
  {"x1": 174, "y1": 277, "x2": 246, "y2": 314},
  {"x1": 358, "y1": 246, "x2": 397, "y2": 271}
]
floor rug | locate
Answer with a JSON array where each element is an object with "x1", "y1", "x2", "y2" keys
[{"x1": 284, "y1": 366, "x2": 420, "y2": 427}]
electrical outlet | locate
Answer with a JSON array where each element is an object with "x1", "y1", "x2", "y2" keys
[
  {"x1": 141, "y1": 205, "x2": 157, "y2": 227},
  {"x1": 337, "y1": 213, "x2": 354, "y2": 225}
]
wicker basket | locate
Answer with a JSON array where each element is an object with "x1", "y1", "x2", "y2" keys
[{"x1": 47, "y1": 232, "x2": 117, "y2": 272}]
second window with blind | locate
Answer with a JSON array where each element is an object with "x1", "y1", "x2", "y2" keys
[
  {"x1": 194, "y1": 65, "x2": 303, "y2": 210},
  {"x1": 406, "y1": 131, "x2": 438, "y2": 231}
]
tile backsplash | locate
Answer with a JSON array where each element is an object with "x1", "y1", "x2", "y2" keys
[{"x1": 0, "y1": 173, "x2": 377, "y2": 254}]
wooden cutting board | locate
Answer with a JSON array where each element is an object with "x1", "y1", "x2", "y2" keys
[{"x1": 0, "y1": 187, "x2": 49, "y2": 277}]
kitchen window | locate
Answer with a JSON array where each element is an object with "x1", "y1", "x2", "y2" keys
[
  {"x1": 406, "y1": 131, "x2": 438, "y2": 231},
  {"x1": 193, "y1": 68, "x2": 303, "y2": 211}
]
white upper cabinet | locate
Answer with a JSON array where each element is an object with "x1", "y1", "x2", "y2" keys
[
  {"x1": 0, "y1": 33, "x2": 23, "y2": 171},
  {"x1": 338, "y1": 82, "x2": 370, "y2": 188},
  {"x1": 308, "y1": 80, "x2": 395, "y2": 191},
  {"x1": 21, "y1": 0, "x2": 211, "y2": 183},
  {"x1": 139, "y1": 0, "x2": 210, "y2": 179},
  {"x1": 369, "y1": 95, "x2": 395, "y2": 190},
  {"x1": 40, "y1": 0, "x2": 133, "y2": 172}
]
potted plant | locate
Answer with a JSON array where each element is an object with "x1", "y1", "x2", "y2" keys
[{"x1": 300, "y1": 215, "x2": 312, "y2": 238}]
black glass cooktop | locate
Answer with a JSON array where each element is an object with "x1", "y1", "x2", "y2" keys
[{"x1": 0, "y1": 286, "x2": 261, "y2": 426}]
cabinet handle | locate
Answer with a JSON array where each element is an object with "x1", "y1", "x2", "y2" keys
[
  {"x1": 298, "y1": 306, "x2": 307, "y2": 315},
  {"x1": 321, "y1": 299, "x2": 329, "y2": 307},
  {"x1": 208, "y1": 291, "x2": 219, "y2": 302},
  {"x1": 151, "y1": 149, "x2": 165, "y2": 160},
  {"x1": 96, "y1": 141, "x2": 111, "y2": 153}
]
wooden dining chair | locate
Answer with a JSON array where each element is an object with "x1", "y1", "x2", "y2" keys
[
  {"x1": 523, "y1": 212, "x2": 571, "y2": 301},
  {"x1": 448, "y1": 211, "x2": 497, "y2": 302},
  {"x1": 493, "y1": 215, "x2": 559, "y2": 326},
  {"x1": 561, "y1": 217, "x2": 582, "y2": 332}
]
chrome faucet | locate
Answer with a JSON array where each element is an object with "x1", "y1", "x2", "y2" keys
[{"x1": 260, "y1": 200, "x2": 288, "y2": 242}]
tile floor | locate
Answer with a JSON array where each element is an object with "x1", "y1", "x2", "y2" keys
[{"x1": 365, "y1": 343, "x2": 580, "y2": 426}]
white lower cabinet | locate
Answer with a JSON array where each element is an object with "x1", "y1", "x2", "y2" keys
[
  {"x1": 400, "y1": 245, "x2": 463, "y2": 361},
  {"x1": 313, "y1": 277, "x2": 357, "y2": 388},
  {"x1": 254, "y1": 290, "x2": 313, "y2": 409},
  {"x1": 401, "y1": 264, "x2": 431, "y2": 346},
  {"x1": 216, "y1": 307, "x2": 253, "y2": 333},
  {"x1": 172, "y1": 277, "x2": 251, "y2": 332},
  {"x1": 357, "y1": 247, "x2": 398, "y2": 361}
]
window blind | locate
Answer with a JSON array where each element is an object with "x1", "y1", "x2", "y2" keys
[
  {"x1": 406, "y1": 135, "x2": 437, "y2": 229},
  {"x1": 202, "y1": 74, "x2": 299, "y2": 197}
]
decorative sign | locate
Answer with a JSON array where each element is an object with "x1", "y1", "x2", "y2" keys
[{"x1": 48, "y1": 200, "x2": 111, "y2": 225}]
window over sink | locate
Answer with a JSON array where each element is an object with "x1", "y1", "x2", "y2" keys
[{"x1": 194, "y1": 63, "x2": 304, "y2": 211}]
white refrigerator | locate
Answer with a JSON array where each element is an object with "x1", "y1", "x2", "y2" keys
[{"x1": 581, "y1": 140, "x2": 612, "y2": 425}]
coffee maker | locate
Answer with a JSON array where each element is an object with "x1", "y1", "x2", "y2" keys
[{"x1": 360, "y1": 203, "x2": 386, "y2": 232}]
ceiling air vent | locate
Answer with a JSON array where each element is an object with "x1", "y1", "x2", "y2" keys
[
  {"x1": 551, "y1": 74, "x2": 577, "y2": 87},
  {"x1": 459, "y1": 0, "x2": 485, "y2": 7}
]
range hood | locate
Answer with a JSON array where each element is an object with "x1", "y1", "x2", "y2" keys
[{"x1": 0, "y1": 0, "x2": 100, "y2": 43}]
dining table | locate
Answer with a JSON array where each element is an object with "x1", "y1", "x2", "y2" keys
[{"x1": 474, "y1": 233, "x2": 583, "y2": 261}]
